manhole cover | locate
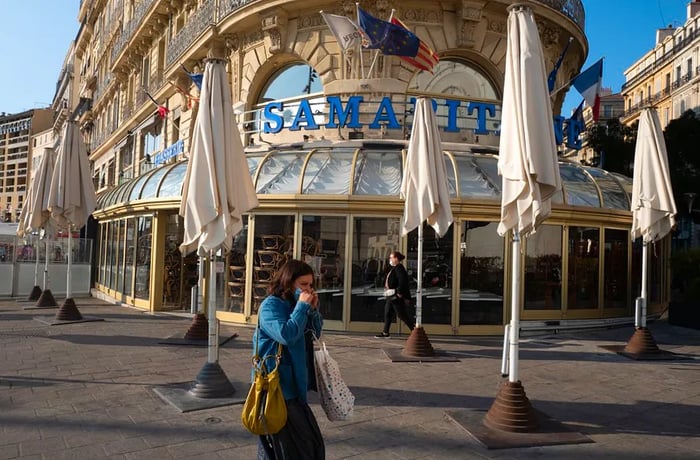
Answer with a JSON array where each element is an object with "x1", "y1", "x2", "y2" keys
[{"x1": 205, "y1": 417, "x2": 222, "y2": 424}]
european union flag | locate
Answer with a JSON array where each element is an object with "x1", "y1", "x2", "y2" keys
[{"x1": 357, "y1": 7, "x2": 419, "y2": 57}]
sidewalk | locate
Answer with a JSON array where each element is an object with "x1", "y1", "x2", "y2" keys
[{"x1": 1, "y1": 298, "x2": 699, "y2": 459}]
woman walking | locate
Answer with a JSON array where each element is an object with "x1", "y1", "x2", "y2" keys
[
  {"x1": 255, "y1": 259, "x2": 325, "y2": 459},
  {"x1": 375, "y1": 251, "x2": 415, "y2": 338}
]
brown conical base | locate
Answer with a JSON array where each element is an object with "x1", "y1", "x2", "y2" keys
[
  {"x1": 27, "y1": 285, "x2": 43, "y2": 301},
  {"x1": 484, "y1": 380, "x2": 538, "y2": 433},
  {"x1": 55, "y1": 298, "x2": 83, "y2": 321},
  {"x1": 36, "y1": 289, "x2": 58, "y2": 308},
  {"x1": 402, "y1": 326, "x2": 435, "y2": 357},
  {"x1": 184, "y1": 313, "x2": 209, "y2": 341},
  {"x1": 624, "y1": 327, "x2": 661, "y2": 355}
]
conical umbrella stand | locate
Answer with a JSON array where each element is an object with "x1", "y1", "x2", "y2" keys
[
  {"x1": 188, "y1": 251, "x2": 235, "y2": 398},
  {"x1": 35, "y1": 236, "x2": 57, "y2": 308},
  {"x1": 624, "y1": 242, "x2": 661, "y2": 355},
  {"x1": 55, "y1": 228, "x2": 83, "y2": 321},
  {"x1": 484, "y1": 232, "x2": 538, "y2": 432},
  {"x1": 402, "y1": 224, "x2": 435, "y2": 357},
  {"x1": 184, "y1": 257, "x2": 208, "y2": 341}
]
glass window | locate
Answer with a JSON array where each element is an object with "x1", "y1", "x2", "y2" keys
[
  {"x1": 524, "y1": 225, "x2": 562, "y2": 310},
  {"x1": 252, "y1": 215, "x2": 296, "y2": 314},
  {"x1": 407, "y1": 223, "x2": 455, "y2": 325},
  {"x1": 124, "y1": 219, "x2": 135, "y2": 298},
  {"x1": 567, "y1": 226, "x2": 600, "y2": 309},
  {"x1": 604, "y1": 229, "x2": 628, "y2": 309},
  {"x1": 127, "y1": 173, "x2": 151, "y2": 201},
  {"x1": 560, "y1": 163, "x2": 601, "y2": 207},
  {"x1": 409, "y1": 60, "x2": 498, "y2": 101},
  {"x1": 583, "y1": 167, "x2": 629, "y2": 210},
  {"x1": 353, "y1": 150, "x2": 402, "y2": 196},
  {"x1": 259, "y1": 63, "x2": 323, "y2": 101},
  {"x1": 301, "y1": 216, "x2": 347, "y2": 321},
  {"x1": 302, "y1": 149, "x2": 355, "y2": 195},
  {"x1": 458, "y1": 221, "x2": 504, "y2": 324},
  {"x1": 158, "y1": 161, "x2": 187, "y2": 198},
  {"x1": 224, "y1": 216, "x2": 248, "y2": 313},
  {"x1": 139, "y1": 164, "x2": 170, "y2": 199},
  {"x1": 256, "y1": 152, "x2": 306, "y2": 194},
  {"x1": 349, "y1": 217, "x2": 401, "y2": 324},
  {"x1": 454, "y1": 156, "x2": 500, "y2": 199},
  {"x1": 134, "y1": 216, "x2": 152, "y2": 300}
]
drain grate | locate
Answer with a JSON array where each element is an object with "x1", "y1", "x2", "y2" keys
[{"x1": 0, "y1": 328, "x2": 49, "y2": 338}]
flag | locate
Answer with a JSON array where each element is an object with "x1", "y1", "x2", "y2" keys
[
  {"x1": 181, "y1": 64, "x2": 203, "y2": 91},
  {"x1": 357, "y1": 7, "x2": 419, "y2": 57},
  {"x1": 571, "y1": 99, "x2": 585, "y2": 130},
  {"x1": 321, "y1": 11, "x2": 362, "y2": 50},
  {"x1": 390, "y1": 17, "x2": 439, "y2": 73},
  {"x1": 572, "y1": 58, "x2": 603, "y2": 122},
  {"x1": 143, "y1": 88, "x2": 169, "y2": 119},
  {"x1": 547, "y1": 36, "x2": 573, "y2": 93}
]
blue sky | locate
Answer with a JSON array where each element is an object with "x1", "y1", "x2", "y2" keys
[{"x1": 0, "y1": 1, "x2": 692, "y2": 116}]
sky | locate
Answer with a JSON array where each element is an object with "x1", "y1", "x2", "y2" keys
[{"x1": 0, "y1": 1, "x2": 693, "y2": 116}]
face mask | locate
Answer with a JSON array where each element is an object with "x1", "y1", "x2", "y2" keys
[
  {"x1": 389, "y1": 260, "x2": 397, "y2": 267},
  {"x1": 294, "y1": 287, "x2": 303, "y2": 301}
]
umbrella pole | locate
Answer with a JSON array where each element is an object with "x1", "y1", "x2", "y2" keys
[
  {"x1": 416, "y1": 223, "x2": 423, "y2": 327},
  {"x1": 208, "y1": 250, "x2": 219, "y2": 363},
  {"x1": 402, "y1": 223, "x2": 436, "y2": 357},
  {"x1": 508, "y1": 231, "x2": 521, "y2": 383},
  {"x1": 184, "y1": 256, "x2": 208, "y2": 340},
  {"x1": 55, "y1": 226, "x2": 83, "y2": 321},
  {"x1": 484, "y1": 230, "x2": 537, "y2": 432},
  {"x1": 35, "y1": 235, "x2": 57, "y2": 308},
  {"x1": 624, "y1": 241, "x2": 660, "y2": 354},
  {"x1": 188, "y1": 249, "x2": 235, "y2": 399}
]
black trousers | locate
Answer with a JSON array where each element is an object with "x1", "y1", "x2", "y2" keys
[
  {"x1": 257, "y1": 398, "x2": 325, "y2": 460},
  {"x1": 383, "y1": 297, "x2": 415, "y2": 333}
]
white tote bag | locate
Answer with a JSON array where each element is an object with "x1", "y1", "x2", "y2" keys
[{"x1": 314, "y1": 338, "x2": 355, "y2": 421}]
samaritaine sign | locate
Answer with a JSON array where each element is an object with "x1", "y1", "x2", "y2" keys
[{"x1": 260, "y1": 96, "x2": 584, "y2": 149}]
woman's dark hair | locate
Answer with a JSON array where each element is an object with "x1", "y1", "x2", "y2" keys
[
  {"x1": 269, "y1": 259, "x2": 315, "y2": 302},
  {"x1": 390, "y1": 251, "x2": 405, "y2": 262}
]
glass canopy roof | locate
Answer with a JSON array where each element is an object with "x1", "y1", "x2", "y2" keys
[{"x1": 95, "y1": 146, "x2": 631, "y2": 211}]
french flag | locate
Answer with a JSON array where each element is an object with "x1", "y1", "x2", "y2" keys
[{"x1": 572, "y1": 58, "x2": 603, "y2": 122}]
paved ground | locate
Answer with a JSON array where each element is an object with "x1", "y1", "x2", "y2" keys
[{"x1": 1, "y1": 297, "x2": 699, "y2": 459}]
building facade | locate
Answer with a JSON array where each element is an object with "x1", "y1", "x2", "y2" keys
[
  {"x1": 621, "y1": 0, "x2": 700, "y2": 128},
  {"x1": 0, "y1": 110, "x2": 53, "y2": 223},
  {"x1": 50, "y1": 0, "x2": 671, "y2": 335}
]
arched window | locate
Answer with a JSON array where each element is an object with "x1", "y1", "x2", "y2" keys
[
  {"x1": 257, "y1": 63, "x2": 322, "y2": 103},
  {"x1": 408, "y1": 59, "x2": 498, "y2": 101}
]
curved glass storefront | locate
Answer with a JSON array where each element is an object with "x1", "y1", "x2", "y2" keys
[{"x1": 92, "y1": 143, "x2": 666, "y2": 334}]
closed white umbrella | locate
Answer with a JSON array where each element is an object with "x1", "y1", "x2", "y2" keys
[
  {"x1": 178, "y1": 56, "x2": 259, "y2": 398},
  {"x1": 400, "y1": 96, "x2": 453, "y2": 356},
  {"x1": 627, "y1": 107, "x2": 676, "y2": 351},
  {"x1": 47, "y1": 121, "x2": 97, "y2": 320},
  {"x1": 486, "y1": 3, "x2": 560, "y2": 433},
  {"x1": 17, "y1": 148, "x2": 57, "y2": 304}
]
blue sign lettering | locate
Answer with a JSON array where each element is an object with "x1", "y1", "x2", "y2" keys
[
  {"x1": 369, "y1": 97, "x2": 401, "y2": 129},
  {"x1": 263, "y1": 102, "x2": 284, "y2": 134},
  {"x1": 327, "y1": 96, "x2": 363, "y2": 128},
  {"x1": 153, "y1": 139, "x2": 184, "y2": 165}
]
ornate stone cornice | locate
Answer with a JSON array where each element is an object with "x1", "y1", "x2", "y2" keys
[
  {"x1": 261, "y1": 8, "x2": 288, "y2": 54},
  {"x1": 458, "y1": 1, "x2": 486, "y2": 47}
]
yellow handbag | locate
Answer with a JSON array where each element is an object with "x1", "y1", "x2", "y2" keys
[{"x1": 241, "y1": 324, "x2": 287, "y2": 435}]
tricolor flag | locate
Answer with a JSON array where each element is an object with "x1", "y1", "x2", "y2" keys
[
  {"x1": 390, "y1": 17, "x2": 439, "y2": 73},
  {"x1": 547, "y1": 36, "x2": 573, "y2": 93},
  {"x1": 572, "y1": 58, "x2": 603, "y2": 122},
  {"x1": 321, "y1": 11, "x2": 362, "y2": 50}
]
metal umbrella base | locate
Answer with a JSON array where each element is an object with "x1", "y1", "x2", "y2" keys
[
  {"x1": 624, "y1": 327, "x2": 661, "y2": 355},
  {"x1": 55, "y1": 298, "x2": 83, "y2": 321},
  {"x1": 35, "y1": 289, "x2": 58, "y2": 308},
  {"x1": 484, "y1": 380, "x2": 538, "y2": 433},
  {"x1": 188, "y1": 361, "x2": 236, "y2": 399},
  {"x1": 27, "y1": 286, "x2": 43, "y2": 301}
]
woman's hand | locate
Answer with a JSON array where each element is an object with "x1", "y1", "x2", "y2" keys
[{"x1": 299, "y1": 290, "x2": 319, "y2": 309}]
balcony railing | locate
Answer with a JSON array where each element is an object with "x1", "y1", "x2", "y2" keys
[
  {"x1": 622, "y1": 27, "x2": 700, "y2": 92},
  {"x1": 111, "y1": 0, "x2": 156, "y2": 64}
]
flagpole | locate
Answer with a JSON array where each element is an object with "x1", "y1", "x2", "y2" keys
[
  {"x1": 550, "y1": 56, "x2": 605, "y2": 98},
  {"x1": 367, "y1": 9, "x2": 395, "y2": 78},
  {"x1": 355, "y1": 3, "x2": 365, "y2": 79}
]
